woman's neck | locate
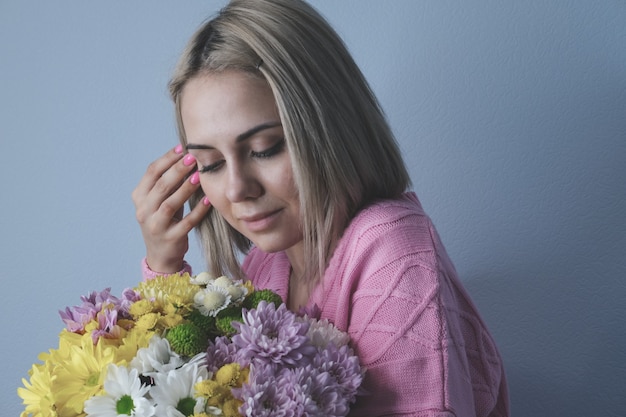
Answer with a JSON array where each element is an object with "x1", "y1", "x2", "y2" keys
[
  {"x1": 285, "y1": 241, "x2": 311, "y2": 311},
  {"x1": 287, "y1": 268, "x2": 310, "y2": 311},
  {"x1": 285, "y1": 241, "x2": 306, "y2": 279}
]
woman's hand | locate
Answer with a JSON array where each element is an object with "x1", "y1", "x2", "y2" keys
[{"x1": 132, "y1": 145, "x2": 211, "y2": 273}]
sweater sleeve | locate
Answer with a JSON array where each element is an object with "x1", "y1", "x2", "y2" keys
[
  {"x1": 318, "y1": 201, "x2": 508, "y2": 417},
  {"x1": 141, "y1": 257, "x2": 193, "y2": 281}
]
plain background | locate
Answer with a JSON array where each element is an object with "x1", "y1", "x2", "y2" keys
[{"x1": 2, "y1": 1, "x2": 625, "y2": 415}]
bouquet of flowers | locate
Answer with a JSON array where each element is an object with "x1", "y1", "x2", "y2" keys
[{"x1": 18, "y1": 272, "x2": 365, "y2": 417}]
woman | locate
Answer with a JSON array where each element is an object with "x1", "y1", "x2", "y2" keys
[{"x1": 132, "y1": 0, "x2": 509, "y2": 415}]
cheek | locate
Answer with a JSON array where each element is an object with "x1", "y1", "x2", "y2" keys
[
  {"x1": 199, "y1": 179, "x2": 224, "y2": 210},
  {"x1": 281, "y1": 167, "x2": 299, "y2": 200}
]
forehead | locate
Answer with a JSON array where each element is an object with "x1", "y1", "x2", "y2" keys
[{"x1": 180, "y1": 71, "x2": 280, "y2": 142}]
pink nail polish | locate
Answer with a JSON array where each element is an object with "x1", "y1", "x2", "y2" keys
[
  {"x1": 202, "y1": 196, "x2": 211, "y2": 206},
  {"x1": 183, "y1": 154, "x2": 196, "y2": 166},
  {"x1": 189, "y1": 171, "x2": 200, "y2": 185},
  {"x1": 174, "y1": 144, "x2": 184, "y2": 154}
]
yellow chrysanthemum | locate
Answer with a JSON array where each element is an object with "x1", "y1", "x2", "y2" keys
[
  {"x1": 97, "y1": 329, "x2": 129, "y2": 350},
  {"x1": 18, "y1": 363, "x2": 56, "y2": 417},
  {"x1": 117, "y1": 318, "x2": 136, "y2": 331},
  {"x1": 57, "y1": 406, "x2": 86, "y2": 417},
  {"x1": 222, "y1": 398, "x2": 244, "y2": 417},
  {"x1": 243, "y1": 280, "x2": 254, "y2": 296},
  {"x1": 193, "y1": 363, "x2": 249, "y2": 414},
  {"x1": 129, "y1": 299, "x2": 155, "y2": 318},
  {"x1": 168, "y1": 293, "x2": 193, "y2": 310},
  {"x1": 195, "y1": 379, "x2": 230, "y2": 406},
  {"x1": 134, "y1": 312, "x2": 160, "y2": 332},
  {"x1": 113, "y1": 327, "x2": 154, "y2": 364},
  {"x1": 135, "y1": 273, "x2": 199, "y2": 313},
  {"x1": 52, "y1": 336, "x2": 116, "y2": 414},
  {"x1": 215, "y1": 363, "x2": 246, "y2": 387},
  {"x1": 39, "y1": 330, "x2": 91, "y2": 380},
  {"x1": 57, "y1": 328, "x2": 85, "y2": 351},
  {"x1": 158, "y1": 311, "x2": 185, "y2": 329},
  {"x1": 163, "y1": 302, "x2": 181, "y2": 316},
  {"x1": 83, "y1": 320, "x2": 99, "y2": 334}
]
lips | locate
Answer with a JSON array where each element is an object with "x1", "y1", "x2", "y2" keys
[{"x1": 238, "y1": 209, "x2": 282, "y2": 232}]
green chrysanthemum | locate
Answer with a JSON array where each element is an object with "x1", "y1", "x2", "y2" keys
[
  {"x1": 242, "y1": 289, "x2": 283, "y2": 310},
  {"x1": 166, "y1": 322, "x2": 208, "y2": 357},
  {"x1": 188, "y1": 309, "x2": 217, "y2": 334},
  {"x1": 215, "y1": 306, "x2": 244, "y2": 337}
]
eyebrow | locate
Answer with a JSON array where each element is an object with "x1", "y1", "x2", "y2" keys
[{"x1": 186, "y1": 121, "x2": 282, "y2": 150}]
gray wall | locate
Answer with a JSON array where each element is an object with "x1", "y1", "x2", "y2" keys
[{"x1": 2, "y1": 1, "x2": 625, "y2": 415}]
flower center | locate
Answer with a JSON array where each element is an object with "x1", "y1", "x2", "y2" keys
[
  {"x1": 116, "y1": 395, "x2": 135, "y2": 415},
  {"x1": 177, "y1": 397, "x2": 197, "y2": 416},
  {"x1": 86, "y1": 371, "x2": 100, "y2": 387}
]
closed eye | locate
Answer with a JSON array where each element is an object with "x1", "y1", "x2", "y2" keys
[
  {"x1": 199, "y1": 160, "x2": 224, "y2": 173},
  {"x1": 198, "y1": 139, "x2": 285, "y2": 174},
  {"x1": 251, "y1": 139, "x2": 285, "y2": 159}
]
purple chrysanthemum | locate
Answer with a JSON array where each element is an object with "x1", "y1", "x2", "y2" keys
[
  {"x1": 205, "y1": 336, "x2": 239, "y2": 373},
  {"x1": 91, "y1": 307, "x2": 123, "y2": 343},
  {"x1": 59, "y1": 304, "x2": 97, "y2": 333},
  {"x1": 82, "y1": 288, "x2": 120, "y2": 309},
  {"x1": 119, "y1": 287, "x2": 141, "y2": 318},
  {"x1": 296, "y1": 364, "x2": 351, "y2": 417},
  {"x1": 59, "y1": 287, "x2": 123, "y2": 333},
  {"x1": 312, "y1": 344, "x2": 365, "y2": 401},
  {"x1": 232, "y1": 301, "x2": 316, "y2": 367},
  {"x1": 296, "y1": 303, "x2": 321, "y2": 320},
  {"x1": 236, "y1": 365, "x2": 305, "y2": 417}
]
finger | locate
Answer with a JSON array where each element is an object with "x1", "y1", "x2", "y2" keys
[
  {"x1": 152, "y1": 168, "x2": 202, "y2": 227},
  {"x1": 175, "y1": 193, "x2": 212, "y2": 235},
  {"x1": 141, "y1": 153, "x2": 197, "y2": 216},
  {"x1": 132, "y1": 145, "x2": 185, "y2": 206}
]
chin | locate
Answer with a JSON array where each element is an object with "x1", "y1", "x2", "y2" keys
[
  {"x1": 251, "y1": 241, "x2": 287, "y2": 253},
  {"x1": 249, "y1": 235, "x2": 302, "y2": 254}
]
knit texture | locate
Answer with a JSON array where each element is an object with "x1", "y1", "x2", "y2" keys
[
  {"x1": 141, "y1": 257, "x2": 192, "y2": 281},
  {"x1": 242, "y1": 192, "x2": 509, "y2": 416}
]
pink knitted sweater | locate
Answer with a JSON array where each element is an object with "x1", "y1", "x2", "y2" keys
[{"x1": 242, "y1": 192, "x2": 509, "y2": 416}]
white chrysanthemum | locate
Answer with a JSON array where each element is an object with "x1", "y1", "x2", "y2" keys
[
  {"x1": 212, "y1": 276, "x2": 235, "y2": 288},
  {"x1": 213, "y1": 276, "x2": 248, "y2": 303},
  {"x1": 305, "y1": 317, "x2": 351, "y2": 348},
  {"x1": 187, "y1": 351, "x2": 210, "y2": 368},
  {"x1": 226, "y1": 283, "x2": 248, "y2": 303},
  {"x1": 150, "y1": 362, "x2": 210, "y2": 417},
  {"x1": 190, "y1": 271, "x2": 215, "y2": 286},
  {"x1": 193, "y1": 286, "x2": 232, "y2": 317},
  {"x1": 192, "y1": 398, "x2": 222, "y2": 416},
  {"x1": 84, "y1": 364, "x2": 155, "y2": 417},
  {"x1": 130, "y1": 335, "x2": 184, "y2": 375}
]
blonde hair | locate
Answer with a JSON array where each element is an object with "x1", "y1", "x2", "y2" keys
[{"x1": 169, "y1": 0, "x2": 411, "y2": 284}]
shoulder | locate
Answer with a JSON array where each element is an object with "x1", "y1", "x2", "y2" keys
[
  {"x1": 337, "y1": 192, "x2": 441, "y2": 266},
  {"x1": 353, "y1": 191, "x2": 426, "y2": 226},
  {"x1": 319, "y1": 192, "x2": 447, "y2": 324},
  {"x1": 318, "y1": 192, "x2": 461, "y2": 335}
]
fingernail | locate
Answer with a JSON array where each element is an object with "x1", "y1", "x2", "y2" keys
[
  {"x1": 189, "y1": 171, "x2": 200, "y2": 185},
  {"x1": 183, "y1": 154, "x2": 196, "y2": 166},
  {"x1": 174, "y1": 144, "x2": 184, "y2": 154},
  {"x1": 202, "y1": 196, "x2": 211, "y2": 206}
]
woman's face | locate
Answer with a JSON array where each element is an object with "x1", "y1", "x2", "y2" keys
[{"x1": 181, "y1": 71, "x2": 303, "y2": 255}]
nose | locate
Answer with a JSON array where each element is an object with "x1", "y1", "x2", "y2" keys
[{"x1": 224, "y1": 162, "x2": 262, "y2": 202}]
